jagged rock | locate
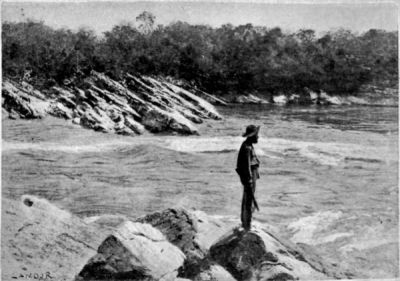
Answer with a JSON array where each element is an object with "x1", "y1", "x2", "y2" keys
[
  {"x1": 209, "y1": 225, "x2": 328, "y2": 281},
  {"x1": 78, "y1": 221, "x2": 185, "y2": 281},
  {"x1": 124, "y1": 115, "x2": 145, "y2": 135},
  {"x1": 80, "y1": 107, "x2": 115, "y2": 133},
  {"x1": 160, "y1": 80, "x2": 222, "y2": 120},
  {"x1": 162, "y1": 76, "x2": 228, "y2": 106},
  {"x1": 48, "y1": 101, "x2": 74, "y2": 119},
  {"x1": 189, "y1": 88, "x2": 228, "y2": 106},
  {"x1": 2, "y1": 71, "x2": 222, "y2": 135},
  {"x1": 234, "y1": 94, "x2": 269, "y2": 104},
  {"x1": 1, "y1": 195, "x2": 108, "y2": 281},
  {"x1": 2, "y1": 80, "x2": 47, "y2": 118},
  {"x1": 140, "y1": 107, "x2": 198, "y2": 135},
  {"x1": 318, "y1": 92, "x2": 342, "y2": 105}
]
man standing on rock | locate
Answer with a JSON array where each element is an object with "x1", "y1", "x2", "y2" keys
[{"x1": 236, "y1": 125, "x2": 260, "y2": 231}]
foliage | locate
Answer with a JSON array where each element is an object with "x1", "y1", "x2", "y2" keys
[{"x1": 2, "y1": 13, "x2": 398, "y2": 96}]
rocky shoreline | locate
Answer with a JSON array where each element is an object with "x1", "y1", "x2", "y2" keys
[
  {"x1": 2, "y1": 72, "x2": 224, "y2": 136},
  {"x1": 2, "y1": 195, "x2": 355, "y2": 281},
  {"x1": 232, "y1": 85, "x2": 398, "y2": 106},
  {"x1": 231, "y1": 85, "x2": 398, "y2": 106},
  {"x1": 3, "y1": 74, "x2": 397, "y2": 138}
]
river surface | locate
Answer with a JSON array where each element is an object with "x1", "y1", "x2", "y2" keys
[{"x1": 2, "y1": 104, "x2": 398, "y2": 278}]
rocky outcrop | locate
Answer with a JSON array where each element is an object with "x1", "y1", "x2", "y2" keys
[
  {"x1": 2, "y1": 72, "x2": 223, "y2": 135},
  {"x1": 3, "y1": 196, "x2": 353, "y2": 281},
  {"x1": 162, "y1": 77, "x2": 228, "y2": 106},
  {"x1": 78, "y1": 221, "x2": 185, "y2": 281}
]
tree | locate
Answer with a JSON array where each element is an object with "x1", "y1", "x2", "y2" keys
[{"x1": 136, "y1": 11, "x2": 155, "y2": 35}]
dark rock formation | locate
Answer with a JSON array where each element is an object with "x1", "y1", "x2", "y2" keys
[
  {"x1": 210, "y1": 227, "x2": 316, "y2": 280},
  {"x1": 2, "y1": 72, "x2": 223, "y2": 135}
]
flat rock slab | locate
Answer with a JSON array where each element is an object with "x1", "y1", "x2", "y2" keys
[
  {"x1": 78, "y1": 221, "x2": 185, "y2": 281},
  {"x1": 1, "y1": 195, "x2": 108, "y2": 281}
]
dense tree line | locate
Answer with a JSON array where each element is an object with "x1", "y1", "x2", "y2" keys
[{"x1": 2, "y1": 12, "x2": 398, "y2": 98}]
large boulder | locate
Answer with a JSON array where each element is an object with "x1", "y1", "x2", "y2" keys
[
  {"x1": 1, "y1": 195, "x2": 108, "y2": 281},
  {"x1": 78, "y1": 221, "x2": 185, "y2": 281},
  {"x1": 136, "y1": 208, "x2": 231, "y2": 278},
  {"x1": 209, "y1": 225, "x2": 330, "y2": 281}
]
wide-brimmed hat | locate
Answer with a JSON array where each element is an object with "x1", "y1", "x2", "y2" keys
[{"x1": 242, "y1": 125, "x2": 260, "y2": 138}]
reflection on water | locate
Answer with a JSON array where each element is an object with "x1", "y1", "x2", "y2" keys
[{"x1": 2, "y1": 104, "x2": 399, "y2": 278}]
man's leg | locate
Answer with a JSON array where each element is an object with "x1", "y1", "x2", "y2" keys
[
  {"x1": 251, "y1": 179, "x2": 257, "y2": 212},
  {"x1": 241, "y1": 183, "x2": 252, "y2": 230}
]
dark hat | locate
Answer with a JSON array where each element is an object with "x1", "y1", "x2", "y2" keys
[{"x1": 242, "y1": 125, "x2": 260, "y2": 138}]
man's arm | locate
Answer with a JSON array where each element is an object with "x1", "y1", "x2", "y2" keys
[{"x1": 242, "y1": 146, "x2": 253, "y2": 184}]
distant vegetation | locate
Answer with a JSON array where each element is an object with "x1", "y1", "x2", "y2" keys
[{"x1": 2, "y1": 11, "x2": 398, "y2": 98}]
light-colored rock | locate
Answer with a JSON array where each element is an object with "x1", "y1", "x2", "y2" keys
[
  {"x1": 194, "y1": 264, "x2": 237, "y2": 281},
  {"x1": 48, "y1": 101, "x2": 73, "y2": 119},
  {"x1": 1, "y1": 195, "x2": 108, "y2": 281},
  {"x1": 345, "y1": 96, "x2": 368, "y2": 105},
  {"x1": 72, "y1": 117, "x2": 81, "y2": 124},
  {"x1": 2, "y1": 80, "x2": 47, "y2": 118},
  {"x1": 319, "y1": 92, "x2": 342, "y2": 105},
  {"x1": 191, "y1": 210, "x2": 234, "y2": 251},
  {"x1": 235, "y1": 94, "x2": 269, "y2": 104},
  {"x1": 80, "y1": 107, "x2": 115, "y2": 133},
  {"x1": 273, "y1": 95, "x2": 287, "y2": 104},
  {"x1": 251, "y1": 264, "x2": 295, "y2": 281},
  {"x1": 309, "y1": 91, "x2": 318, "y2": 102},
  {"x1": 124, "y1": 115, "x2": 145, "y2": 135},
  {"x1": 162, "y1": 76, "x2": 228, "y2": 106},
  {"x1": 78, "y1": 221, "x2": 185, "y2": 281},
  {"x1": 141, "y1": 106, "x2": 198, "y2": 135},
  {"x1": 191, "y1": 88, "x2": 228, "y2": 106}
]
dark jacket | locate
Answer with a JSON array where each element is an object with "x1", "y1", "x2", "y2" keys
[{"x1": 236, "y1": 140, "x2": 260, "y2": 184}]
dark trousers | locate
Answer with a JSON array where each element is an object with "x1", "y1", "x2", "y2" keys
[{"x1": 240, "y1": 171, "x2": 257, "y2": 230}]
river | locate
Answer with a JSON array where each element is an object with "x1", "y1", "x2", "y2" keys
[{"x1": 2, "y1": 104, "x2": 398, "y2": 278}]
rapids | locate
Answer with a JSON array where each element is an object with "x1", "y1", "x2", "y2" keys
[{"x1": 2, "y1": 104, "x2": 398, "y2": 278}]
